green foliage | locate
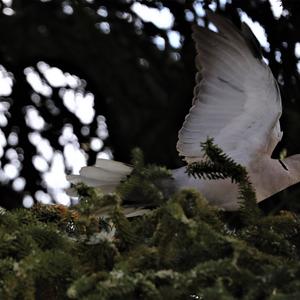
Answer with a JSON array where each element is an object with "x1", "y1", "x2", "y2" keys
[
  {"x1": 1, "y1": 146, "x2": 300, "y2": 299},
  {"x1": 187, "y1": 138, "x2": 261, "y2": 225},
  {"x1": 117, "y1": 148, "x2": 172, "y2": 208},
  {"x1": 186, "y1": 138, "x2": 248, "y2": 182}
]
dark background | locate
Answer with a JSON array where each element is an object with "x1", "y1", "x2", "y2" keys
[{"x1": 0, "y1": 0, "x2": 299, "y2": 212}]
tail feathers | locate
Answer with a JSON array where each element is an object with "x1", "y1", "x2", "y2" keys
[
  {"x1": 66, "y1": 159, "x2": 133, "y2": 195},
  {"x1": 95, "y1": 159, "x2": 132, "y2": 173}
]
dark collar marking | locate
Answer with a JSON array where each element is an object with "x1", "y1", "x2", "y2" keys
[{"x1": 279, "y1": 159, "x2": 288, "y2": 171}]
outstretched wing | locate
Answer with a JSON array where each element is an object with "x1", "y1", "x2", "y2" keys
[{"x1": 177, "y1": 11, "x2": 282, "y2": 164}]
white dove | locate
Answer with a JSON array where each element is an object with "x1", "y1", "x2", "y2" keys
[{"x1": 67, "y1": 11, "x2": 300, "y2": 211}]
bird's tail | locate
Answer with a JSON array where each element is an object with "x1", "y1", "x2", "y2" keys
[{"x1": 66, "y1": 158, "x2": 133, "y2": 196}]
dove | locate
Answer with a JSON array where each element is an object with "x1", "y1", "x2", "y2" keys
[{"x1": 67, "y1": 11, "x2": 300, "y2": 211}]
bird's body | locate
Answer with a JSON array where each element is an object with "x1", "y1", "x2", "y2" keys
[
  {"x1": 67, "y1": 11, "x2": 300, "y2": 211},
  {"x1": 172, "y1": 155, "x2": 300, "y2": 210},
  {"x1": 172, "y1": 166, "x2": 240, "y2": 210}
]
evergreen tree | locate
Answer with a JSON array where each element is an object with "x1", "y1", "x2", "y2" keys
[{"x1": 1, "y1": 141, "x2": 300, "y2": 299}]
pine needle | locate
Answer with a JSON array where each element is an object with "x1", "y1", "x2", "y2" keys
[{"x1": 186, "y1": 138, "x2": 261, "y2": 224}]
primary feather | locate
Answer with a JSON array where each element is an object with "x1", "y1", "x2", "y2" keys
[{"x1": 177, "y1": 10, "x2": 282, "y2": 165}]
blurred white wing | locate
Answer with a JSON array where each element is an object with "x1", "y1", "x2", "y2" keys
[
  {"x1": 66, "y1": 159, "x2": 132, "y2": 194},
  {"x1": 177, "y1": 11, "x2": 282, "y2": 164}
]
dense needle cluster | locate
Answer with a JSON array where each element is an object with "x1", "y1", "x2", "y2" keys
[
  {"x1": 186, "y1": 138, "x2": 261, "y2": 224},
  {"x1": 1, "y1": 141, "x2": 300, "y2": 299}
]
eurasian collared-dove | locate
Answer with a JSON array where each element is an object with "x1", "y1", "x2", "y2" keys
[{"x1": 67, "y1": 11, "x2": 300, "y2": 211}]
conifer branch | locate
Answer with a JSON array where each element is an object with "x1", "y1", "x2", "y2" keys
[
  {"x1": 186, "y1": 138, "x2": 261, "y2": 223},
  {"x1": 117, "y1": 148, "x2": 171, "y2": 208}
]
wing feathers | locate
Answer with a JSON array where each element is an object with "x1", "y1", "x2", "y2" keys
[
  {"x1": 67, "y1": 159, "x2": 133, "y2": 195},
  {"x1": 95, "y1": 158, "x2": 132, "y2": 174},
  {"x1": 177, "y1": 11, "x2": 282, "y2": 163}
]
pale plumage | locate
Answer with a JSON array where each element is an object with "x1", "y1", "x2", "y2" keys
[
  {"x1": 177, "y1": 11, "x2": 282, "y2": 165},
  {"x1": 67, "y1": 11, "x2": 300, "y2": 211},
  {"x1": 66, "y1": 159, "x2": 132, "y2": 195}
]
